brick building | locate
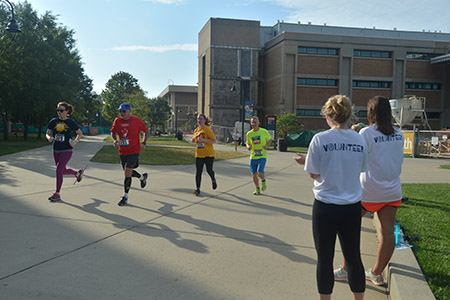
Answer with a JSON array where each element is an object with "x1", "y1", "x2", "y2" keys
[
  {"x1": 159, "y1": 85, "x2": 198, "y2": 133},
  {"x1": 198, "y1": 18, "x2": 450, "y2": 130}
]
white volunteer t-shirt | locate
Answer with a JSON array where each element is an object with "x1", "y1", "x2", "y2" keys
[
  {"x1": 305, "y1": 129, "x2": 367, "y2": 205},
  {"x1": 359, "y1": 125, "x2": 404, "y2": 203}
]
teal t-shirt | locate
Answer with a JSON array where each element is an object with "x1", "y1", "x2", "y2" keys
[{"x1": 246, "y1": 128, "x2": 271, "y2": 159}]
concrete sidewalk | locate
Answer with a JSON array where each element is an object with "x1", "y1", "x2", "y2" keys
[{"x1": 0, "y1": 135, "x2": 447, "y2": 299}]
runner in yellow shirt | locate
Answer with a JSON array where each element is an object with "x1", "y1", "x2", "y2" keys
[
  {"x1": 246, "y1": 116, "x2": 272, "y2": 195},
  {"x1": 191, "y1": 114, "x2": 218, "y2": 196}
]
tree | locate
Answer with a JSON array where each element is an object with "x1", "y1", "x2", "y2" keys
[
  {"x1": 101, "y1": 71, "x2": 143, "y2": 123},
  {"x1": 148, "y1": 97, "x2": 171, "y2": 134},
  {"x1": 276, "y1": 113, "x2": 304, "y2": 138},
  {"x1": 0, "y1": 3, "x2": 96, "y2": 140}
]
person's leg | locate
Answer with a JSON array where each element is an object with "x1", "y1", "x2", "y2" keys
[
  {"x1": 252, "y1": 173, "x2": 259, "y2": 187},
  {"x1": 195, "y1": 157, "x2": 205, "y2": 191},
  {"x1": 256, "y1": 158, "x2": 267, "y2": 191},
  {"x1": 313, "y1": 200, "x2": 339, "y2": 297},
  {"x1": 55, "y1": 151, "x2": 75, "y2": 193},
  {"x1": 372, "y1": 205, "x2": 397, "y2": 275},
  {"x1": 340, "y1": 209, "x2": 367, "y2": 272},
  {"x1": 205, "y1": 157, "x2": 215, "y2": 180},
  {"x1": 204, "y1": 157, "x2": 217, "y2": 189},
  {"x1": 60, "y1": 152, "x2": 77, "y2": 176},
  {"x1": 337, "y1": 202, "x2": 365, "y2": 296}
]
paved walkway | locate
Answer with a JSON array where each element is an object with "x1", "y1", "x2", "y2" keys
[{"x1": 0, "y1": 135, "x2": 448, "y2": 299}]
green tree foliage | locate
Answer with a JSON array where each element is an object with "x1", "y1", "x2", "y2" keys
[
  {"x1": 148, "y1": 97, "x2": 171, "y2": 133},
  {"x1": 0, "y1": 2, "x2": 97, "y2": 140},
  {"x1": 101, "y1": 71, "x2": 143, "y2": 123},
  {"x1": 276, "y1": 113, "x2": 304, "y2": 137}
]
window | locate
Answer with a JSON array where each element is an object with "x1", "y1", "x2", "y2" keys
[
  {"x1": 353, "y1": 81, "x2": 391, "y2": 88},
  {"x1": 406, "y1": 53, "x2": 436, "y2": 60},
  {"x1": 425, "y1": 112, "x2": 440, "y2": 119},
  {"x1": 405, "y1": 82, "x2": 441, "y2": 90},
  {"x1": 298, "y1": 78, "x2": 337, "y2": 86},
  {"x1": 354, "y1": 50, "x2": 391, "y2": 58},
  {"x1": 356, "y1": 111, "x2": 367, "y2": 118},
  {"x1": 298, "y1": 47, "x2": 338, "y2": 56},
  {"x1": 240, "y1": 50, "x2": 251, "y2": 78},
  {"x1": 296, "y1": 109, "x2": 322, "y2": 117}
]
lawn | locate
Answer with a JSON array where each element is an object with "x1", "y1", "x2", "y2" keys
[
  {"x1": 103, "y1": 135, "x2": 195, "y2": 147},
  {"x1": 0, "y1": 133, "x2": 49, "y2": 156},
  {"x1": 92, "y1": 144, "x2": 247, "y2": 165},
  {"x1": 397, "y1": 183, "x2": 450, "y2": 300}
]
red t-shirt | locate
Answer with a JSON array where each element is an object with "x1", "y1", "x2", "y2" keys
[{"x1": 111, "y1": 115, "x2": 148, "y2": 155}]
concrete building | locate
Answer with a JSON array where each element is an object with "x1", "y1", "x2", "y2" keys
[
  {"x1": 159, "y1": 85, "x2": 198, "y2": 133},
  {"x1": 198, "y1": 18, "x2": 450, "y2": 130}
]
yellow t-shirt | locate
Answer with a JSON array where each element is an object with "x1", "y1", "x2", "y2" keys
[{"x1": 193, "y1": 125, "x2": 216, "y2": 158}]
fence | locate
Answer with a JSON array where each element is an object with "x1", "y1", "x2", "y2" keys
[
  {"x1": 211, "y1": 125, "x2": 235, "y2": 143},
  {"x1": 415, "y1": 130, "x2": 450, "y2": 158}
]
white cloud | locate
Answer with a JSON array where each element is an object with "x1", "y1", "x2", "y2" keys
[{"x1": 110, "y1": 43, "x2": 197, "y2": 53}]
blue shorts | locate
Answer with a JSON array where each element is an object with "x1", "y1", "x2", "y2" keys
[{"x1": 250, "y1": 158, "x2": 266, "y2": 175}]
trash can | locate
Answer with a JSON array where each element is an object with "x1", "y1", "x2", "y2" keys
[
  {"x1": 277, "y1": 138, "x2": 288, "y2": 152},
  {"x1": 176, "y1": 131, "x2": 183, "y2": 141}
]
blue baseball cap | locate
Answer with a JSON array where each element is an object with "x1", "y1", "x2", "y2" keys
[{"x1": 118, "y1": 103, "x2": 131, "y2": 111}]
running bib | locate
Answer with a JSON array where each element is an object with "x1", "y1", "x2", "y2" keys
[
  {"x1": 55, "y1": 134, "x2": 65, "y2": 142},
  {"x1": 120, "y1": 137, "x2": 130, "y2": 146},
  {"x1": 196, "y1": 142, "x2": 204, "y2": 149},
  {"x1": 254, "y1": 149, "x2": 263, "y2": 156}
]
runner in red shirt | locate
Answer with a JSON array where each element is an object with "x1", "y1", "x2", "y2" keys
[{"x1": 111, "y1": 103, "x2": 149, "y2": 206}]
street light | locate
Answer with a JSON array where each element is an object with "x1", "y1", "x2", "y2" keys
[
  {"x1": 1, "y1": 0, "x2": 21, "y2": 32},
  {"x1": 175, "y1": 106, "x2": 182, "y2": 134},
  {"x1": 231, "y1": 78, "x2": 246, "y2": 145}
]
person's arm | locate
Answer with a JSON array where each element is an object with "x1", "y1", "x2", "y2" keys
[
  {"x1": 46, "y1": 129, "x2": 54, "y2": 143},
  {"x1": 264, "y1": 139, "x2": 272, "y2": 150},
  {"x1": 308, "y1": 173, "x2": 320, "y2": 180},
  {"x1": 293, "y1": 152, "x2": 320, "y2": 180},
  {"x1": 70, "y1": 129, "x2": 82, "y2": 147},
  {"x1": 141, "y1": 129, "x2": 149, "y2": 149},
  {"x1": 198, "y1": 137, "x2": 217, "y2": 144},
  {"x1": 111, "y1": 132, "x2": 119, "y2": 149}
]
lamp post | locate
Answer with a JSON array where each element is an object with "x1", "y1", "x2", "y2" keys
[
  {"x1": 175, "y1": 106, "x2": 181, "y2": 134},
  {"x1": 1, "y1": 0, "x2": 21, "y2": 32},
  {"x1": 231, "y1": 78, "x2": 246, "y2": 145}
]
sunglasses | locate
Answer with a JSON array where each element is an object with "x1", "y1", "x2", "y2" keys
[
  {"x1": 57, "y1": 109, "x2": 66, "y2": 113},
  {"x1": 119, "y1": 110, "x2": 127, "y2": 113}
]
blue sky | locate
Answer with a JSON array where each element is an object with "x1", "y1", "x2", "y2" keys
[{"x1": 27, "y1": 0, "x2": 450, "y2": 98}]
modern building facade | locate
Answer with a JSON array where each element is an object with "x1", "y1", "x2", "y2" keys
[
  {"x1": 198, "y1": 18, "x2": 450, "y2": 130},
  {"x1": 159, "y1": 85, "x2": 198, "y2": 133}
]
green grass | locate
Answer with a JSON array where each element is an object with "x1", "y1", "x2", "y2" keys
[
  {"x1": 439, "y1": 165, "x2": 450, "y2": 170},
  {"x1": 0, "y1": 133, "x2": 49, "y2": 156},
  {"x1": 397, "y1": 183, "x2": 450, "y2": 300},
  {"x1": 91, "y1": 144, "x2": 247, "y2": 165},
  {"x1": 103, "y1": 135, "x2": 195, "y2": 147},
  {"x1": 286, "y1": 146, "x2": 309, "y2": 153}
]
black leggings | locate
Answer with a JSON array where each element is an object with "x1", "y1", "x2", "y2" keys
[
  {"x1": 195, "y1": 157, "x2": 215, "y2": 189},
  {"x1": 312, "y1": 199, "x2": 365, "y2": 294}
]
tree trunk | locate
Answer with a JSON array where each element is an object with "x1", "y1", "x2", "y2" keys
[
  {"x1": 23, "y1": 121, "x2": 29, "y2": 140},
  {"x1": 2, "y1": 111, "x2": 10, "y2": 141}
]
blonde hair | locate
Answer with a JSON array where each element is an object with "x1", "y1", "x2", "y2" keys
[{"x1": 321, "y1": 95, "x2": 353, "y2": 125}]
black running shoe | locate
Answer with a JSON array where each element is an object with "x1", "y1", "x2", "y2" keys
[
  {"x1": 76, "y1": 169, "x2": 84, "y2": 182},
  {"x1": 48, "y1": 193, "x2": 61, "y2": 202},
  {"x1": 193, "y1": 189, "x2": 200, "y2": 196},
  {"x1": 118, "y1": 196, "x2": 128, "y2": 206},
  {"x1": 140, "y1": 173, "x2": 148, "y2": 188},
  {"x1": 212, "y1": 180, "x2": 217, "y2": 190}
]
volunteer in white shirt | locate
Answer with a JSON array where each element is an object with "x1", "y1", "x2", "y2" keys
[
  {"x1": 294, "y1": 95, "x2": 367, "y2": 300},
  {"x1": 334, "y1": 96, "x2": 404, "y2": 287}
]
